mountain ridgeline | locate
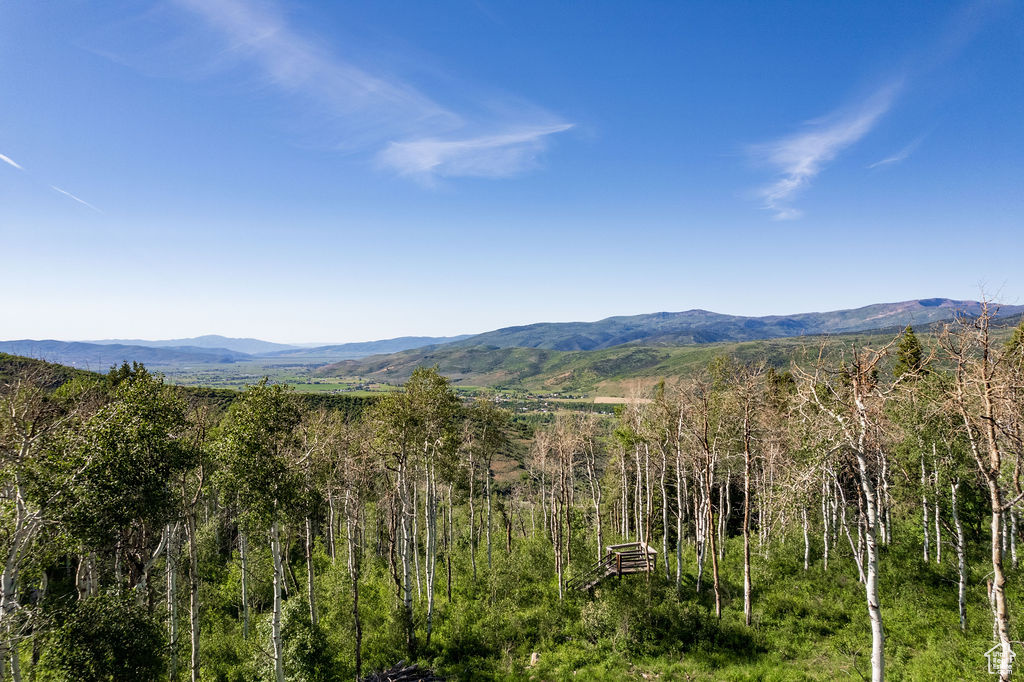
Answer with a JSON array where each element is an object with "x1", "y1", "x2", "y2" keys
[
  {"x1": 3, "y1": 299, "x2": 1020, "y2": 377},
  {"x1": 313, "y1": 299, "x2": 1024, "y2": 390},
  {"x1": 447, "y1": 298, "x2": 1022, "y2": 351}
]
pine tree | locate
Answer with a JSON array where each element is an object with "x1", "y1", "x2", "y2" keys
[{"x1": 894, "y1": 326, "x2": 924, "y2": 378}]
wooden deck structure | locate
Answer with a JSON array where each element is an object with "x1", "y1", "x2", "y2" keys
[{"x1": 567, "y1": 542, "x2": 657, "y2": 591}]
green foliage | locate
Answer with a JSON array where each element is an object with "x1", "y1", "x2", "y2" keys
[
  {"x1": 282, "y1": 599, "x2": 340, "y2": 682},
  {"x1": 1007, "y1": 320, "x2": 1024, "y2": 360},
  {"x1": 894, "y1": 326, "x2": 925, "y2": 378},
  {"x1": 38, "y1": 368, "x2": 195, "y2": 548},
  {"x1": 39, "y1": 593, "x2": 166, "y2": 682},
  {"x1": 218, "y1": 378, "x2": 303, "y2": 528}
]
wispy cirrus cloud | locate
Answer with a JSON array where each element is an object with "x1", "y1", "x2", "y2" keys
[
  {"x1": 0, "y1": 153, "x2": 24, "y2": 170},
  {"x1": 750, "y1": 82, "x2": 901, "y2": 220},
  {"x1": 167, "y1": 0, "x2": 571, "y2": 181},
  {"x1": 868, "y1": 133, "x2": 928, "y2": 169},
  {"x1": 378, "y1": 124, "x2": 574, "y2": 180}
]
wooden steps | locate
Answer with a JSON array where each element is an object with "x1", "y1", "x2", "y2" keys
[{"x1": 567, "y1": 542, "x2": 657, "y2": 592}]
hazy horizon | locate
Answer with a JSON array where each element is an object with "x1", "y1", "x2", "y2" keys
[{"x1": 4, "y1": 295, "x2": 1021, "y2": 346}]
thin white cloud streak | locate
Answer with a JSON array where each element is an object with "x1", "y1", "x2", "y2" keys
[
  {"x1": 51, "y1": 186, "x2": 103, "y2": 213},
  {"x1": 171, "y1": 0, "x2": 570, "y2": 180},
  {"x1": 868, "y1": 133, "x2": 927, "y2": 168},
  {"x1": 0, "y1": 153, "x2": 24, "y2": 170},
  {"x1": 378, "y1": 124, "x2": 573, "y2": 180},
  {"x1": 0, "y1": 153, "x2": 101, "y2": 212},
  {"x1": 750, "y1": 83, "x2": 900, "y2": 220},
  {"x1": 174, "y1": 0, "x2": 457, "y2": 135}
]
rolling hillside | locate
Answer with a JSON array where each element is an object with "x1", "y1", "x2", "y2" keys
[
  {"x1": 449, "y1": 298, "x2": 1024, "y2": 351},
  {"x1": 314, "y1": 332, "x2": 885, "y2": 394},
  {"x1": 316, "y1": 312, "x2": 1024, "y2": 395},
  {"x1": 264, "y1": 335, "x2": 473, "y2": 360},
  {"x1": 0, "y1": 340, "x2": 252, "y2": 370}
]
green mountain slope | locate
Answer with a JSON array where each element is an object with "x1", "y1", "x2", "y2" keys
[
  {"x1": 264, "y1": 335, "x2": 473, "y2": 360},
  {"x1": 314, "y1": 334, "x2": 866, "y2": 394},
  {"x1": 316, "y1": 314, "x2": 1023, "y2": 395},
  {"x1": 450, "y1": 298, "x2": 1024, "y2": 351}
]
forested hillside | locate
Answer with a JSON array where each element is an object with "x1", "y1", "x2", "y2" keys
[
  {"x1": 445, "y1": 298, "x2": 1024, "y2": 351},
  {"x1": 315, "y1": 316, "x2": 1022, "y2": 394},
  {"x1": 3, "y1": 311, "x2": 1024, "y2": 680}
]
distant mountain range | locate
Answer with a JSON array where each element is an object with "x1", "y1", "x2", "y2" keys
[
  {"x1": 264, "y1": 335, "x2": 473, "y2": 360},
  {"x1": 317, "y1": 302, "x2": 1024, "y2": 392},
  {"x1": 85, "y1": 334, "x2": 297, "y2": 355},
  {"x1": 0, "y1": 335, "x2": 473, "y2": 369},
  {"x1": 4, "y1": 299, "x2": 1021, "y2": 373},
  {"x1": 0, "y1": 341, "x2": 251, "y2": 370},
  {"x1": 446, "y1": 298, "x2": 1023, "y2": 351}
]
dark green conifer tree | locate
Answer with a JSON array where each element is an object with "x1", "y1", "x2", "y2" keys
[{"x1": 894, "y1": 326, "x2": 924, "y2": 378}]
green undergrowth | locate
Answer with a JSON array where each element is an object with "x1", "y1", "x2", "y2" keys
[{"x1": 183, "y1": 518, "x2": 1017, "y2": 681}]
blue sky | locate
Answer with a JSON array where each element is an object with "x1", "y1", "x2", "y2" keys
[{"x1": 1, "y1": 0, "x2": 1022, "y2": 343}]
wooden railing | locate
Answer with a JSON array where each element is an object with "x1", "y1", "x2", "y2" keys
[{"x1": 567, "y1": 542, "x2": 657, "y2": 591}]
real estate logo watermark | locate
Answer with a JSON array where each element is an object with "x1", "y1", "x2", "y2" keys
[{"x1": 985, "y1": 643, "x2": 1018, "y2": 675}]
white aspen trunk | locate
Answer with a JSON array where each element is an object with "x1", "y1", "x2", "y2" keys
[
  {"x1": 718, "y1": 483, "x2": 726, "y2": 561},
  {"x1": 344, "y1": 494, "x2": 363, "y2": 679},
  {"x1": 555, "y1": 492, "x2": 564, "y2": 600},
  {"x1": 271, "y1": 522, "x2": 285, "y2": 682},
  {"x1": 540, "y1": 462, "x2": 547, "y2": 543},
  {"x1": 239, "y1": 530, "x2": 250, "y2": 640},
  {"x1": 822, "y1": 473, "x2": 830, "y2": 572},
  {"x1": 426, "y1": 459, "x2": 437, "y2": 646},
  {"x1": 882, "y1": 453, "x2": 892, "y2": 545},
  {"x1": 661, "y1": 447, "x2": 669, "y2": 579},
  {"x1": 706, "y1": 465, "x2": 722, "y2": 620},
  {"x1": 1003, "y1": 511, "x2": 1009, "y2": 554},
  {"x1": 398, "y1": 463, "x2": 415, "y2": 654},
  {"x1": 186, "y1": 513, "x2": 200, "y2": 682},
  {"x1": 327, "y1": 494, "x2": 337, "y2": 563},
  {"x1": 167, "y1": 524, "x2": 178, "y2": 681},
  {"x1": 446, "y1": 484, "x2": 454, "y2": 602},
  {"x1": 987, "y1": 477, "x2": 1013, "y2": 682},
  {"x1": 857, "y1": 509, "x2": 866, "y2": 576},
  {"x1": 584, "y1": 443, "x2": 604, "y2": 564},
  {"x1": 832, "y1": 481, "x2": 840, "y2": 546},
  {"x1": 951, "y1": 480, "x2": 967, "y2": 632},
  {"x1": 620, "y1": 452, "x2": 628, "y2": 539},
  {"x1": 305, "y1": 517, "x2": 317, "y2": 628},
  {"x1": 695, "y1": 469, "x2": 705, "y2": 592},
  {"x1": 858, "y1": 465, "x2": 885, "y2": 682},
  {"x1": 675, "y1": 449, "x2": 684, "y2": 586},
  {"x1": 922, "y1": 453, "x2": 930, "y2": 563},
  {"x1": 645, "y1": 444, "x2": 653, "y2": 560},
  {"x1": 852, "y1": 391, "x2": 885, "y2": 682},
  {"x1": 1012, "y1": 509, "x2": 1019, "y2": 570},
  {"x1": 8, "y1": 638, "x2": 20, "y2": 682},
  {"x1": 743, "y1": 426, "x2": 753, "y2": 626},
  {"x1": 875, "y1": 476, "x2": 885, "y2": 546},
  {"x1": 933, "y1": 479, "x2": 942, "y2": 566},
  {"x1": 635, "y1": 446, "x2": 643, "y2": 543},
  {"x1": 838, "y1": 482, "x2": 866, "y2": 584},
  {"x1": 413, "y1": 477, "x2": 422, "y2": 600},
  {"x1": 469, "y1": 452, "x2": 477, "y2": 580},
  {"x1": 486, "y1": 456, "x2": 493, "y2": 570},
  {"x1": 802, "y1": 507, "x2": 810, "y2": 571}
]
